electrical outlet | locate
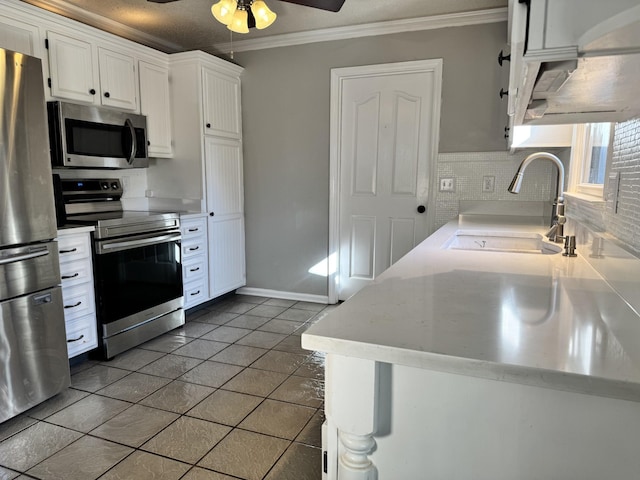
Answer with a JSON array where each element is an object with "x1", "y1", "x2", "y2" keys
[
  {"x1": 482, "y1": 175, "x2": 495, "y2": 193},
  {"x1": 439, "y1": 177, "x2": 456, "y2": 192}
]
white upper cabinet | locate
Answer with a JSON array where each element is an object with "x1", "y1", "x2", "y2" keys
[
  {"x1": 139, "y1": 60, "x2": 173, "y2": 157},
  {"x1": 97, "y1": 47, "x2": 138, "y2": 111},
  {"x1": 202, "y1": 67, "x2": 241, "y2": 139},
  {"x1": 47, "y1": 31, "x2": 138, "y2": 111},
  {"x1": 0, "y1": 14, "x2": 43, "y2": 58},
  {"x1": 47, "y1": 31, "x2": 97, "y2": 104},
  {"x1": 508, "y1": 0, "x2": 640, "y2": 126}
]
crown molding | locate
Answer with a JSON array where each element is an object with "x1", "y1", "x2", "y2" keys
[
  {"x1": 213, "y1": 7, "x2": 508, "y2": 54},
  {"x1": 22, "y1": 0, "x2": 184, "y2": 52},
  {"x1": 19, "y1": 1, "x2": 507, "y2": 56}
]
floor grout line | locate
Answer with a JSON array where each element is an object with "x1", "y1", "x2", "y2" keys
[{"x1": 0, "y1": 293, "x2": 326, "y2": 480}]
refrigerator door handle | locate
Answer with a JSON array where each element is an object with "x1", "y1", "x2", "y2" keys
[{"x1": 0, "y1": 247, "x2": 49, "y2": 266}]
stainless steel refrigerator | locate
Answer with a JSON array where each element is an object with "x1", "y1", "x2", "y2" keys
[{"x1": 0, "y1": 48, "x2": 70, "y2": 423}]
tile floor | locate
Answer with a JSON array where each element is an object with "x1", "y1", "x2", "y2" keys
[{"x1": 0, "y1": 294, "x2": 336, "y2": 480}]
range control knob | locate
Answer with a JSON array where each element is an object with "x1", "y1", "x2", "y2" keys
[
  {"x1": 111, "y1": 182, "x2": 119, "y2": 190},
  {"x1": 101, "y1": 182, "x2": 110, "y2": 190}
]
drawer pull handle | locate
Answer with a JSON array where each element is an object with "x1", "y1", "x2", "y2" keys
[
  {"x1": 67, "y1": 334, "x2": 85, "y2": 343},
  {"x1": 188, "y1": 246, "x2": 200, "y2": 251},
  {"x1": 188, "y1": 228, "x2": 199, "y2": 232},
  {"x1": 59, "y1": 248, "x2": 78, "y2": 254},
  {"x1": 64, "y1": 301, "x2": 82, "y2": 309},
  {"x1": 62, "y1": 273, "x2": 80, "y2": 280},
  {"x1": 190, "y1": 290, "x2": 200, "y2": 296},
  {"x1": 190, "y1": 267, "x2": 200, "y2": 272}
]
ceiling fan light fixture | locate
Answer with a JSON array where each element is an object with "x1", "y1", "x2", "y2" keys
[
  {"x1": 227, "y1": 7, "x2": 250, "y2": 34},
  {"x1": 211, "y1": 0, "x2": 237, "y2": 25},
  {"x1": 251, "y1": 0, "x2": 277, "y2": 29}
]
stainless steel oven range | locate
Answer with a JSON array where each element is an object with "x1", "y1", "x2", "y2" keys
[{"x1": 61, "y1": 179, "x2": 184, "y2": 359}]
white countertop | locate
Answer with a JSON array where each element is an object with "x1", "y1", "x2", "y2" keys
[
  {"x1": 302, "y1": 215, "x2": 640, "y2": 402},
  {"x1": 57, "y1": 225, "x2": 95, "y2": 236}
]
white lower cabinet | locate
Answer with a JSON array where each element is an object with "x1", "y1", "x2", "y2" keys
[
  {"x1": 57, "y1": 229, "x2": 98, "y2": 358},
  {"x1": 180, "y1": 214, "x2": 210, "y2": 310}
]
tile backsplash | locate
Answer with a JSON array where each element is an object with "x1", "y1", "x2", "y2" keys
[
  {"x1": 565, "y1": 118, "x2": 640, "y2": 256},
  {"x1": 434, "y1": 149, "x2": 570, "y2": 229}
]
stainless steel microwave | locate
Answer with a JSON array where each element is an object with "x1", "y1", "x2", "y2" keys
[{"x1": 47, "y1": 101, "x2": 149, "y2": 169}]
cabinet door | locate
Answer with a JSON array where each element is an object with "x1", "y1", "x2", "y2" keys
[
  {"x1": 47, "y1": 31, "x2": 98, "y2": 104},
  {"x1": 139, "y1": 60, "x2": 173, "y2": 157},
  {"x1": 208, "y1": 215, "x2": 245, "y2": 297},
  {"x1": 205, "y1": 137, "x2": 245, "y2": 297},
  {"x1": 0, "y1": 15, "x2": 41, "y2": 57},
  {"x1": 97, "y1": 47, "x2": 138, "y2": 111},
  {"x1": 202, "y1": 67, "x2": 241, "y2": 138}
]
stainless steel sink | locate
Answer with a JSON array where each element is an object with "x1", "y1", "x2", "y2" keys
[{"x1": 445, "y1": 230, "x2": 563, "y2": 255}]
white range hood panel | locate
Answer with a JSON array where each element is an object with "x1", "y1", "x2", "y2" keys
[{"x1": 524, "y1": 54, "x2": 640, "y2": 124}]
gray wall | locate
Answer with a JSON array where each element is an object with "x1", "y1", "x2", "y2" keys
[{"x1": 235, "y1": 22, "x2": 508, "y2": 296}]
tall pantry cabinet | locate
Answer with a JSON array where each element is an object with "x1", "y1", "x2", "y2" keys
[{"x1": 147, "y1": 51, "x2": 246, "y2": 303}]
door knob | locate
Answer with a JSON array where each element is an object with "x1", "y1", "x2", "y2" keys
[
  {"x1": 209, "y1": 212, "x2": 215, "y2": 216},
  {"x1": 417, "y1": 205, "x2": 426, "y2": 214}
]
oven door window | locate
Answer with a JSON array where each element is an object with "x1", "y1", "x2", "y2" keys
[{"x1": 94, "y1": 239, "x2": 182, "y2": 324}]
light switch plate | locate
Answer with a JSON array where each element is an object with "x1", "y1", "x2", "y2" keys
[{"x1": 607, "y1": 172, "x2": 620, "y2": 214}]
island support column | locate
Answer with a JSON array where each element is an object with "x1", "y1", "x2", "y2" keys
[{"x1": 326, "y1": 353, "x2": 379, "y2": 480}]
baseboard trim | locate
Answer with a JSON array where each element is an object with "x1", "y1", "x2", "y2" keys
[{"x1": 236, "y1": 287, "x2": 330, "y2": 305}]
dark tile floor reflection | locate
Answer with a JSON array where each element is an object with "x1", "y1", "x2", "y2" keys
[{"x1": 0, "y1": 295, "x2": 335, "y2": 480}]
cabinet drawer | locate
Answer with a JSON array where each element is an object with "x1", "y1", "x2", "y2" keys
[
  {"x1": 61, "y1": 283, "x2": 95, "y2": 322},
  {"x1": 182, "y1": 236, "x2": 207, "y2": 259},
  {"x1": 181, "y1": 217, "x2": 207, "y2": 239},
  {"x1": 57, "y1": 234, "x2": 91, "y2": 264},
  {"x1": 183, "y1": 253, "x2": 207, "y2": 282},
  {"x1": 184, "y1": 278, "x2": 208, "y2": 309},
  {"x1": 65, "y1": 314, "x2": 98, "y2": 358},
  {"x1": 60, "y1": 258, "x2": 93, "y2": 288}
]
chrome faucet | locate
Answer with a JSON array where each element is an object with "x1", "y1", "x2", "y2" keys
[{"x1": 508, "y1": 152, "x2": 566, "y2": 243}]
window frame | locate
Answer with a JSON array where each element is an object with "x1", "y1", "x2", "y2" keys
[{"x1": 567, "y1": 123, "x2": 614, "y2": 199}]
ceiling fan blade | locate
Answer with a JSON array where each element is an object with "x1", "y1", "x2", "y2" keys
[{"x1": 279, "y1": 0, "x2": 345, "y2": 13}]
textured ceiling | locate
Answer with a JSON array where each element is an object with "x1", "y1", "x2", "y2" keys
[{"x1": 23, "y1": 0, "x2": 507, "y2": 54}]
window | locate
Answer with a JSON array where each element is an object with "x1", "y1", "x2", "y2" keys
[{"x1": 567, "y1": 123, "x2": 613, "y2": 199}]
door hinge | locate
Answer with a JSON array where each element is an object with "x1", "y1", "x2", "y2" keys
[
  {"x1": 323, "y1": 451, "x2": 328, "y2": 474},
  {"x1": 47, "y1": 78, "x2": 52, "y2": 88},
  {"x1": 45, "y1": 38, "x2": 49, "y2": 49}
]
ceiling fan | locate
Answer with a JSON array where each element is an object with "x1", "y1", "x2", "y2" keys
[{"x1": 147, "y1": 0, "x2": 346, "y2": 13}]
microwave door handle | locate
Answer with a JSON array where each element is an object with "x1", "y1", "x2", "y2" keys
[{"x1": 124, "y1": 118, "x2": 136, "y2": 165}]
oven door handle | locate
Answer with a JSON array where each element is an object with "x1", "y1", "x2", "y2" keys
[
  {"x1": 97, "y1": 232, "x2": 181, "y2": 254},
  {"x1": 125, "y1": 118, "x2": 137, "y2": 165},
  {"x1": 0, "y1": 247, "x2": 49, "y2": 265}
]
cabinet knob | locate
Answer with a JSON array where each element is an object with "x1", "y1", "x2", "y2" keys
[
  {"x1": 499, "y1": 88, "x2": 508, "y2": 99},
  {"x1": 498, "y1": 50, "x2": 511, "y2": 66},
  {"x1": 206, "y1": 123, "x2": 211, "y2": 129},
  {"x1": 89, "y1": 88, "x2": 96, "y2": 95},
  {"x1": 104, "y1": 91, "x2": 110, "y2": 98},
  {"x1": 209, "y1": 212, "x2": 215, "y2": 217},
  {"x1": 417, "y1": 205, "x2": 426, "y2": 214}
]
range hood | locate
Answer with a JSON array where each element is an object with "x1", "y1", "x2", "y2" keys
[{"x1": 508, "y1": 0, "x2": 640, "y2": 126}]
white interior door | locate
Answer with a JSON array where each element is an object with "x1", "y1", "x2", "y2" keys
[{"x1": 331, "y1": 61, "x2": 442, "y2": 301}]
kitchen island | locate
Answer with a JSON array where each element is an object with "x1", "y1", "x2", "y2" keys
[{"x1": 301, "y1": 212, "x2": 640, "y2": 479}]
